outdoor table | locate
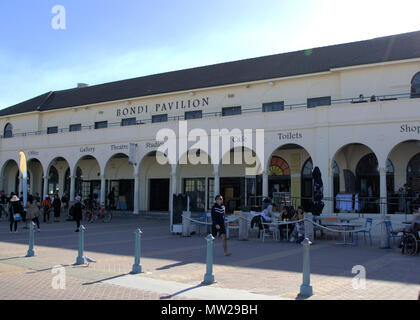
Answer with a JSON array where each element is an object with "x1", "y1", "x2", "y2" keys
[{"x1": 324, "y1": 222, "x2": 363, "y2": 245}]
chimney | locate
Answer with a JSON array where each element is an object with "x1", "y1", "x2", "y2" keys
[{"x1": 77, "y1": 83, "x2": 89, "y2": 88}]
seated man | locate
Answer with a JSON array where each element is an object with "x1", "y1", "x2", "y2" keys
[
  {"x1": 289, "y1": 207, "x2": 305, "y2": 243},
  {"x1": 261, "y1": 203, "x2": 274, "y2": 223},
  {"x1": 278, "y1": 206, "x2": 294, "y2": 240}
]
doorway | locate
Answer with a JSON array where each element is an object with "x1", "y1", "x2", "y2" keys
[{"x1": 149, "y1": 179, "x2": 170, "y2": 211}]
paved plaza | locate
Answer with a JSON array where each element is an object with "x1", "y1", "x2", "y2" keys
[{"x1": 0, "y1": 213, "x2": 419, "y2": 300}]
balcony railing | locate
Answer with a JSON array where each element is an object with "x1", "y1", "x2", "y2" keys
[{"x1": 1, "y1": 92, "x2": 414, "y2": 139}]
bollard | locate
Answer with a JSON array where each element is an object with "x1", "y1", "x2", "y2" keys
[
  {"x1": 299, "y1": 238, "x2": 313, "y2": 297},
  {"x1": 26, "y1": 221, "x2": 35, "y2": 257},
  {"x1": 239, "y1": 212, "x2": 249, "y2": 241},
  {"x1": 182, "y1": 211, "x2": 191, "y2": 237},
  {"x1": 380, "y1": 215, "x2": 391, "y2": 248},
  {"x1": 202, "y1": 234, "x2": 215, "y2": 285},
  {"x1": 75, "y1": 225, "x2": 85, "y2": 265},
  {"x1": 304, "y1": 212, "x2": 314, "y2": 242},
  {"x1": 131, "y1": 228, "x2": 143, "y2": 274}
]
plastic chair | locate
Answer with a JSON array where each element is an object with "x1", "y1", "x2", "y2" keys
[
  {"x1": 354, "y1": 218, "x2": 373, "y2": 246},
  {"x1": 197, "y1": 212, "x2": 210, "y2": 235},
  {"x1": 260, "y1": 221, "x2": 279, "y2": 242},
  {"x1": 384, "y1": 220, "x2": 402, "y2": 248},
  {"x1": 226, "y1": 215, "x2": 239, "y2": 239}
]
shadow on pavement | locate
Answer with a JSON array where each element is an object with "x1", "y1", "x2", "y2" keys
[{"x1": 160, "y1": 283, "x2": 208, "y2": 300}]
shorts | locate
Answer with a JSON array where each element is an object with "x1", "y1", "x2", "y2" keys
[{"x1": 212, "y1": 223, "x2": 226, "y2": 237}]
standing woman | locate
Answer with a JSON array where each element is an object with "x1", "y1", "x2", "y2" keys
[
  {"x1": 9, "y1": 194, "x2": 23, "y2": 233},
  {"x1": 26, "y1": 194, "x2": 41, "y2": 231},
  {"x1": 52, "y1": 193, "x2": 61, "y2": 222}
]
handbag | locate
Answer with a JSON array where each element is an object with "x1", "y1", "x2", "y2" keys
[{"x1": 11, "y1": 205, "x2": 22, "y2": 221}]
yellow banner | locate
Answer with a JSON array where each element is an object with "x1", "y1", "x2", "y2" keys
[{"x1": 19, "y1": 151, "x2": 27, "y2": 178}]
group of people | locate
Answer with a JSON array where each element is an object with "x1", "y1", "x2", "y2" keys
[
  {"x1": 259, "y1": 197, "x2": 306, "y2": 243},
  {"x1": 0, "y1": 190, "x2": 73, "y2": 233}
]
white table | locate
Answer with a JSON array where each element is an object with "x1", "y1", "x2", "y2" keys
[{"x1": 325, "y1": 222, "x2": 362, "y2": 245}]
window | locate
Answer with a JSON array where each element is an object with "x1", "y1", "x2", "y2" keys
[
  {"x1": 4, "y1": 123, "x2": 12, "y2": 138},
  {"x1": 121, "y1": 117, "x2": 136, "y2": 126},
  {"x1": 307, "y1": 96, "x2": 331, "y2": 108},
  {"x1": 263, "y1": 101, "x2": 284, "y2": 112},
  {"x1": 69, "y1": 124, "x2": 81, "y2": 132},
  {"x1": 152, "y1": 114, "x2": 168, "y2": 123},
  {"x1": 94, "y1": 121, "x2": 108, "y2": 129},
  {"x1": 411, "y1": 72, "x2": 420, "y2": 98},
  {"x1": 185, "y1": 110, "x2": 202, "y2": 120},
  {"x1": 47, "y1": 126, "x2": 58, "y2": 134},
  {"x1": 222, "y1": 106, "x2": 241, "y2": 116}
]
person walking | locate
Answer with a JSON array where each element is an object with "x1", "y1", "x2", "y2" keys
[
  {"x1": 71, "y1": 196, "x2": 83, "y2": 232},
  {"x1": 9, "y1": 194, "x2": 23, "y2": 233},
  {"x1": 107, "y1": 188, "x2": 115, "y2": 210},
  {"x1": 211, "y1": 195, "x2": 231, "y2": 256},
  {"x1": 52, "y1": 194, "x2": 61, "y2": 222},
  {"x1": 41, "y1": 195, "x2": 51, "y2": 223},
  {"x1": 26, "y1": 194, "x2": 41, "y2": 231}
]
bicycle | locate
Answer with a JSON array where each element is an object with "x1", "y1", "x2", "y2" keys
[{"x1": 85, "y1": 206, "x2": 112, "y2": 223}]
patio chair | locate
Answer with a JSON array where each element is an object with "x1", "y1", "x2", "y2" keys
[
  {"x1": 384, "y1": 220, "x2": 402, "y2": 248},
  {"x1": 226, "y1": 215, "x2": 240, "y2": 239},
  {"x1": 260, "y1": 221, "x2": 279, "y2": 242},
  {"x1": 197, "y1": 212, "x2": 210, "y2": 235},
  {"x1": 354, "y1": 218, "x2": 373, "y2": 246}
]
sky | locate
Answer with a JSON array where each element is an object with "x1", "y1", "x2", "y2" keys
[{"x1": 1, "y1": 0, "x2": 420, "y2": 109}]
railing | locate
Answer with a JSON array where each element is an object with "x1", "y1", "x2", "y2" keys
[
  {"x1": 1, "y1": 92, "x2": 414, "y2": 139},
  {"x1": 238, "y1": 194, "x2": 418, "y2": 217}
]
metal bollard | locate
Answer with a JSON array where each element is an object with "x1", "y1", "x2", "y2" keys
[
  {"x1": 299, "y1": 238, "x2": 313, "y2": 297},
  {"x1": 239, "y1": 212, "x2": 249, "y2": 241},
  {"x1": 75, "y1": 225, "x2": 86, "y2": 265},
  {"x1": 182, "y1": 211, "x2": 191, "y2": 237},
  {"x1": 26, "y1": 221, "x2": 35, "y2": 257},
  {"x1": 131, "y1": 228, "x2": 143, "y2": 274},
  {"x1": 202, "y1": 233, "x2": 215, "y2": 285}
]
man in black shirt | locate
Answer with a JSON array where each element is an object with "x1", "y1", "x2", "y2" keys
[{"x1": 211, "y1": 195, "x2": 231, "y2": 256}]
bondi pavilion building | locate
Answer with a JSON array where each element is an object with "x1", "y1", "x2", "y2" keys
[{"x1": 1, "y1": 30, "x2": 420, "y2": 228}]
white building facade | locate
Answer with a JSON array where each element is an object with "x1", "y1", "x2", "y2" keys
[{"x1": 1, "y1": 31, "x2": 420, "y2": 217}]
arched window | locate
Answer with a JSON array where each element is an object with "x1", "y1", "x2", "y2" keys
[
  {"x1": 356, "y1": 153, "x2": 379, "y2": 213},
  {"x1": 411, "y1": 72, "x2": 420, "y2": 98},
  {"x1": 268, "y1": 156, "x2": 291, "y2": 198},
  {"x1": 407, "y1": 153, "x2": 420, "y2": 192},
  {"x1": 4, "y1": 123, "x2": 13, "y2": 138},
  {"x1": 301, "y1": 158, "x2": 313, "y2": 211},
  {"x1": 48, "y1": 166, "x2": 59, "y2": 195}
]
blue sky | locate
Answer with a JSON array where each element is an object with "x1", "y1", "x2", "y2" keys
[{"x1": 1, "y1": 0, "x2": 420, "y2": 109}]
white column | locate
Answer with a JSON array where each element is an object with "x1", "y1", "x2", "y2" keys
[
  {"x1": 213, "y1": 165, "x2": 220, "y2": 197},
  {"x1": 100, "y1": 175, "x2": 106, "y2": 207},
  {"x1": 262, "y1": 170, "x2": 269, "y2": 198},
  {"x1": 379, "y1": 167, "x2": 389, "y2": 248},
  {"x1": 70, "y1": 175, "x2": 75, "y2": 201},
  {"x1": 133, "y1": 171, "x2": 140, "y2": 214},
  {"x1": 379, "y1": 167, "x2": 387, "y2": 215},
  {"x1": 43, "y1": 176, "x2": 48, "y2": 199}
]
